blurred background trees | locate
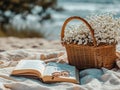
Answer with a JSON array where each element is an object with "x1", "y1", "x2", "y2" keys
[{"x1": 0, "y1": 0, "x2": 59, "y2": 38}]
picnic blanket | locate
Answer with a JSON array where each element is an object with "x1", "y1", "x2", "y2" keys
[{"x1": 0, "y1": 49, "x2": 120, "y2": 90}]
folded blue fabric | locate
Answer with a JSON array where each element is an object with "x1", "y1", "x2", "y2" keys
[
  {"x1": 80, "y1": 75, "x2": 94, "y2": 85},
  {"x1": 80, "y1": 68, "x2": 103, "y2": 84}
]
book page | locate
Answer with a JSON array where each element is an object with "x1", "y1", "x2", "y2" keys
[
  {"x1": 43, "y1": 62, "x2": 79, "y2": 81},
  {"x1": 13, "y1": 60, "x2": 45, "y2": 76}
]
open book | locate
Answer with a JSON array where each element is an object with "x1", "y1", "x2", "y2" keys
[{"x1": 11, "y1": 60, "x2": 79, "y2": 84}]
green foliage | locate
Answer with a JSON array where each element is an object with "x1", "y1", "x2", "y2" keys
[
  {"x1": 0, "y1": 27, "x2": 44, "y2": 38},
  {"x1": 0, "y1": 0, "x2": 58, "y2": 38}
]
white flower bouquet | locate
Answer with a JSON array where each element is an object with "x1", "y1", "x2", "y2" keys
[
  {"x1": 62, "y1": 13, "x2": 120, "y2": 46},
  {"x1": 61, "y1": 14, "x2": 118, "y2": 70}
]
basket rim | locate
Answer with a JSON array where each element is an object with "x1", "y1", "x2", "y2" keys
[{"x1": 63, "y1": 43, "x2": 116, "y2": 48}]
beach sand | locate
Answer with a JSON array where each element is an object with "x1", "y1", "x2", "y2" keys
[{"x1": 0, "y1": 37, "x2": 64, "y2": 51}]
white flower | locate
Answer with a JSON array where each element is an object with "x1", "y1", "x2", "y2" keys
[{"x1": 78, "y1": 39, "x2": 82, "y2": 45}]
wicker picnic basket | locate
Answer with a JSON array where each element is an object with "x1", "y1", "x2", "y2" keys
[{"x1": 61, "y1": 16, "x2": 117, "y2": 70}]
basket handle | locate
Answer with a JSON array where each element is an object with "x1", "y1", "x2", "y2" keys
[{"x1": 61, "y1": 16, "x2": 97, "y2": 46}]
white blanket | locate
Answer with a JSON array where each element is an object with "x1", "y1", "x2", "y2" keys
[{"x1": 0, "y1": 49, "x2": 120, "y2": 90}]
